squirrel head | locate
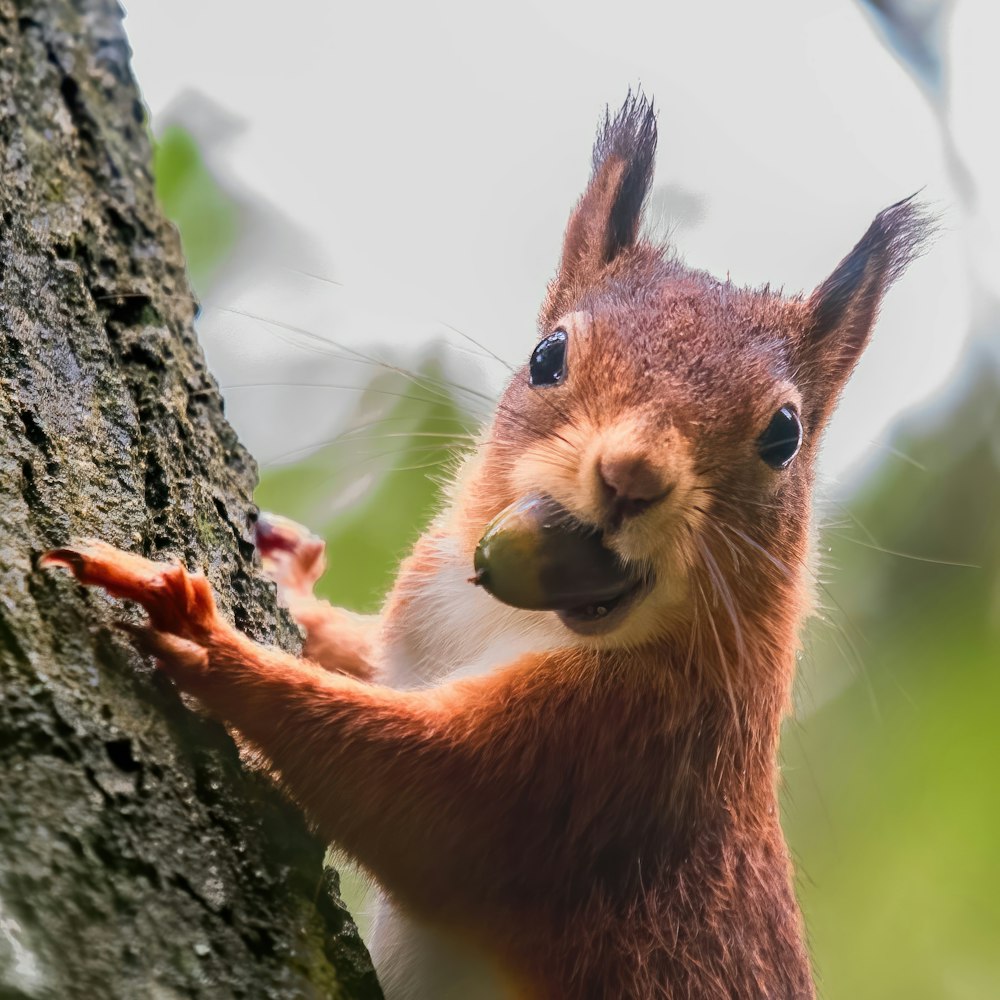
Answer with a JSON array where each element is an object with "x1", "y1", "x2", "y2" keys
[{"x1": 461, "y1": 92, "x2": 932, "y2": 655}]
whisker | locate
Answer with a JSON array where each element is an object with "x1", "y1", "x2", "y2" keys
[
  {"x1": 826, "y1": 500, "x2": 880, "y2": 546},
  {"x1": 866, "y1": 440, "x2": 928, "y2": 472},
  {"x1": 437, "y1": 319, "x2": 517, "y2": 373},
  {"x1": 822, "y1": 530, "x2": 979, "y2": 569},
  {"x1": 276, "y1": 266, "x2": 518, "y2": 370},
  {"x1": 220, "y1": 304, "x2": 500, "y2": 409},
  {"x1": 693, "y1": 564, "x2": 742, "y2": 744},
  {"x1": 262, "y1": 433, "x2": 476, "y2": 470},
  {"x1": 697, "y1": 537, "x2": 747, "y2": 669},
  {"x1": 97, "y1": 288, "x2": 589, "y2": 456},
  {"x1": 221, "y1": 381, "x2": 454, "y2": 410}
]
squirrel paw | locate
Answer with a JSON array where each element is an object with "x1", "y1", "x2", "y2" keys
[
  {"x1": 254, "y1": 513, "x2": 326, "y2": 605},
  {"x1": 41, "y1": 541, "x2": 221, "y2": 653}
]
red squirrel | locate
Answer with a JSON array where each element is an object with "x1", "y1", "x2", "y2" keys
[{"x1": 43, "y1": 94, "x2": 930, "y2": 999}]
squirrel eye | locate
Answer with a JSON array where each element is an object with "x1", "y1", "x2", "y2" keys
[
  {"x1": 758, "y1": 406, "x2": 802, "y2": 469},
  {"x1": 529, "y1": 330, "x2": 567, "y2": 387}
]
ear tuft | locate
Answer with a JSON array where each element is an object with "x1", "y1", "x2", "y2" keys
[
  {"x1": 810, "y1": 195, "x2": 936, "y2": 340},
  {"x1": 591, "y1": 90, "x2": 658, "y2": 259},
  {"x1": 543, "y1": 92, "x2": 658, "y2": 324},
  {"x1": 804, "y1": 195, "x2": 937, "y2": 386}
]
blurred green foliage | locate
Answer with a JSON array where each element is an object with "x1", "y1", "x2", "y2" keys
[
  {"x1": 783, "y1": 359, "x2": 1000, "y2": 999},
  {"x1": 153, "y1": 125, "x2": 239, "y2": 291},
  {"x1": 256, "y1": 364, "x2": 471, "y2": 614}
]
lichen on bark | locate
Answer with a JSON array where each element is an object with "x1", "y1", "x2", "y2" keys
[{"x1": 0, "y1": 1, "x2": 380, "y2": 996}]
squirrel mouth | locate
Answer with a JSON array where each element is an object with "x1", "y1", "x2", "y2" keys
[
  {"x1": 471, "y1": 493, "x2": 651, "y2": 632},
  {"x1": 556, "y1": 574, "x2": 650, "y2": 635}
]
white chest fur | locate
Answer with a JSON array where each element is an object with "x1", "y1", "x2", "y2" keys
[
  {"x1": 370, "y1": 535, "x2": 567, "y2": 998},
  {"x1": 367, "y1": 895, "x2": 513, "y2": 1000},
  {"x1": 382, "y1": 533, "x2": 567, "y2": 690}
]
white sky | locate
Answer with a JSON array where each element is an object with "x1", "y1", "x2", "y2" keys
[{"x1": 120, "y1": 0, "x2": 999, "y2": 488}]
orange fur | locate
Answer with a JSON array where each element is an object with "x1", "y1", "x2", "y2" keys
[
  {"x1": 255, "y1": 513, "x2": 378, "y2": 679},
  {"x1": 45, "y1": 93, "x2": 933, "y2": 998}
]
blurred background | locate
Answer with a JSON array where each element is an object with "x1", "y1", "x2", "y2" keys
[{"x1": 124, "y1": 1, "x2": 998, "y2": 996}]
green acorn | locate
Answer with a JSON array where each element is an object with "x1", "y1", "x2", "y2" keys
[{"x1": 472, "y1": 494, "x2": 635, "y2": 611}]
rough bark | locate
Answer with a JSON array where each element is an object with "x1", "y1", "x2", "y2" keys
[{"x1": 0, "y1": 1, "x2": 381, "y2": 997}]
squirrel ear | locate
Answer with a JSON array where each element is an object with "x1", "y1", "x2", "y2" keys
[
  {"x1": 543, "y1": 93, "x2": 657, "y2": 322},
  {"x1": 802, "y1": 197, "x2": 934, "y2": 387}
]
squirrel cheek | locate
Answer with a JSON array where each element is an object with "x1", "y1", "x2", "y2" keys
[{"x1": 507, "y1": 422, "x2": 596, "y2": 515}]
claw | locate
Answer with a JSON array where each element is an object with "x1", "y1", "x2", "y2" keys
[
  {"x1": 116, "y1": 620, "x2": 209, "y2": 673},
  {"x1": 40, "y1": 540, "x2": 218, "y2": 639},
  {"x1": 254, "y1": 513, "x2": 323, "y2": 558},
  {"x1": 254, "y1": 513, "x2": 306, "y2": 557},
  {"x1": 39, "y1": 546, "x2": 86, "y2": 575},
  {"x1": 41, "y1": 541, "x2": 176, "y2": 599},
  {"x1": 255, "y1": 513, "x2": 326, "y2": 597}
]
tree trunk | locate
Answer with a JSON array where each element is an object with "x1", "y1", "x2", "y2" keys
[{"x1": 0, "y1": 1, "x2": 381, "y2": 997}]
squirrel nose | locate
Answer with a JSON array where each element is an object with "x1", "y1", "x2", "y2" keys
[{"x1": 597, "y1": 454, "x2": 670, "y2": 525}]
